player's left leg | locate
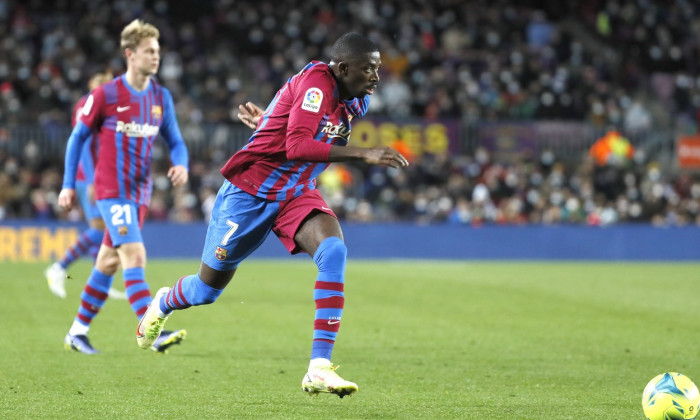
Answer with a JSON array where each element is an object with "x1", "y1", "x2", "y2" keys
[
  {"x1": 118, "y1": 241, "x2": 188, "y2": 354},
  {"x1": 274, "y1": 190, "x2": 357, "y2": 398},
  {"x1": 96, "y1": 199, "x2": 153, "y2": 318},
  {"x1": 117, "y1": 242, "x2": 150, "y2": 316},
  {"x1": 293, "y1": 213, "x2": 357, "y2": 398}
]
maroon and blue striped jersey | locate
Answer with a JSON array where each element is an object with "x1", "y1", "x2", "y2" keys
[
  {"x1": 63, "y1": 75, "x2": 188, "y2": 206},
  {"x1": 72, "y1": 95, "x2": 98, "y2": 184},
  {"x1": 220, "y1": 61, "x2": 369, "y2": 202}
]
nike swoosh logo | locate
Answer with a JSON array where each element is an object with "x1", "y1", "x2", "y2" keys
[
  {"x1": 327, "y1": 320, "x2": 340, "y2": 325},
  {"x1": 117, "y1": 106, "x2": 130, "y2": 112}
]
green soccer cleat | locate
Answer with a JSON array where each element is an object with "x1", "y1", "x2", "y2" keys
[
  {"x1": 151, "y1": 329, "x2": 186, "y2": 353},
  {"x1": 301, "y1": 362, "x2": 358, "y2": 398},
  {"x1": 136, "y1": 287, "x2": 171, "y2": 349}
]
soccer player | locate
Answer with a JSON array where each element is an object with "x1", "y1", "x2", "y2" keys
[
  {"x1": 136, "y1": 33, "x2": 408, "y2": 397},
  {"x1": 45, "y1": 71, "x2": 127, "y2": 301},
  {"x1": 58, "y1": 19, "x2": 189, "y2": 354}
]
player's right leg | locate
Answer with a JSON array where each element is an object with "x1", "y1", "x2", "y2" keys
[
  {"x1": 275, "y1": 190, "x2": 357, "y2": 397},
  {"x1": 64, "y1": 244, "x2": 119, "y2": 354},
  {"x1": 137, "y1": 180, "x2": 278, "y2": 349},
  {"x1": 87, "y1": 216, "x2": 127, "y2": 300},
  {"x1": 85, "y1": 217, "x2": 126, "y2": 300}
]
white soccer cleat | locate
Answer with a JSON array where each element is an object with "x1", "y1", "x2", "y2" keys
[
  {"x1": 301, "y1": 360, "x2": 358, "y2": 398},
  {"x1": 136, "y1": 287, "x2": 171, "y2": 349},
  {"x1": 107, "y1": 288, "x2": 127, "y2": 300},
  {"x1": 45, "y1": 262, "x2": 67, "y2": 298}
]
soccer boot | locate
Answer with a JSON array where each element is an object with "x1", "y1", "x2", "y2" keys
[
  {"x1": 136, "y1": 287, "x2": 171, "y2": 349},
  {"x1": 151, "y1": 329, "x2": 187, "y2": 353},
  {"x1": 45, "y1": 262, "x2": 67, "y2": 298},
  {"x1": 301, "y1": 362, "x2": 358, "y2": 398},
  {"x1": 107, "y1": 287, "x2": 127, "y2": 300},
  {"x1": 64, "y1": 334, "x2": 99, "y2": 354}
]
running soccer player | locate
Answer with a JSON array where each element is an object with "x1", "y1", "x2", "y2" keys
[
  {"x1": 45, "y1": 71, "x2": 126, "y2": 301},
  {"x1": 136, "y1": 33, "x2": 408, "y2": 397},
  {"x1": 58, "y1": 19, "x2": 188, "y2": 354}
]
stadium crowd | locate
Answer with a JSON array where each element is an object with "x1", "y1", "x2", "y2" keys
[
  {"x1": 1, "y1": 0, "x2": 700, "y2": 225},
  {"x1": 3, "y1": 137, "x2": 699, "y2": 226}
]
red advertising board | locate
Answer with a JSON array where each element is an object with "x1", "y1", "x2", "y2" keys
[{"x1": 677, "y1": 135, "x2": 700, "y2": 169}]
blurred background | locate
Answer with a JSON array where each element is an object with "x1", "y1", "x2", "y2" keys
[{"x1": 2, "y1": 0, "x2": 700, "y2": 228}]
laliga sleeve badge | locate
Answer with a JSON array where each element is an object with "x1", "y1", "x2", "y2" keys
[
  {"x1": 301, "y1": 87, "x2": 323, "y2": 113},
  {"x1": 215, "y1": 246, "x2": 228, "y2": 261}
]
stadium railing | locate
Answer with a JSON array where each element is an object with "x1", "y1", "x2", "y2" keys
[{"x1": 3, "y1": 121, "x2": 678, "y2": 165}]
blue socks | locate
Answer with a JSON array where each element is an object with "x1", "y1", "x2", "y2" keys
[
  {"x1": 310, "y1": 237, "x2": 347, "y2": 361},
  {"x1": 74, "y1": 267, "x2": 113, "y2": 327},
  {"x1": 123, "y1": 267, "x2": 150, "y2": 318},
  {"x1": 160, "y1": 274, "x2": 224, "y2": 315},
  {"x1": 59, "y1": 227, "x2": 104, "y2": 268}
]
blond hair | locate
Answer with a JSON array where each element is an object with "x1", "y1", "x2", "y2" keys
[
  {"x1": 88, "y1": 71, "x2": 113, "y2": 90},
  {"x1": 120, "y1": 19, "x2": 159, "y2": 53}
]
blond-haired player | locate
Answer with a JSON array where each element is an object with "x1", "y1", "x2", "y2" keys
[{"x1": 58, "y1": 19, "x2": 189, "y2": 354}]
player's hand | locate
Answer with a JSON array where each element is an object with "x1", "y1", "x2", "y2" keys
[
  {"x1": 362, "y1": 146, "x2": 409, "y2": 168},
  {"x1": 168, "y1": 165, "x2": 188, "y2": 187},
  {"x1": 58, "y1": 188, "x2": 77, "y2": 211},
  {"x1": 237, "y1": 102, "x2": 264, "y2": 130}
]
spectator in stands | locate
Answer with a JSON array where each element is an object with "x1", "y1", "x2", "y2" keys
[{"x1": 2, "y1": 1, "x2": 700, "y2": 227}]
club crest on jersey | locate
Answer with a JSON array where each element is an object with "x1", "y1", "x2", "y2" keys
[
  {"x1": 118, "y1": 226, "x2": 128, "y2": 236},
  {"x1": 151, "y1": 105, "x2": 162, "y2": 119},
  {"x1": 302, "y1": 88, "x2": 323, "y2": 113},
  {"x1": 215, "y1": 246, "x2": 227, "y2": 261}
]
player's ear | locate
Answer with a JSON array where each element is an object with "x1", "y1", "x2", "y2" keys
[{"x1": 337, "y1": 62, "x2": 349, "y2": 76}]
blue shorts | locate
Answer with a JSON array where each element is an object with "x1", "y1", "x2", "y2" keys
[
  {"x1": 96, "y1": 198, "x2": 145, "y2": 247},
  {"x1": 202, "y1": 181, "x2": 280, "y2": 271},
  {"x1": 75, "y1": 181, "x2": 102, "y2": 221},
  {"x1": 201, "y1": 180, "x2": 336, "y2": 271}
]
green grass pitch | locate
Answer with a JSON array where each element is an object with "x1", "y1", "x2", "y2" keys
[{"x1": 1, "y1": 259, "x2": 699, "y2": 418}]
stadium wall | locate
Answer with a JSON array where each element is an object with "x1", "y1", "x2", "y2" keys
[{"x1": 1, "y1": 221, "x2": 698, "y2": 261}]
